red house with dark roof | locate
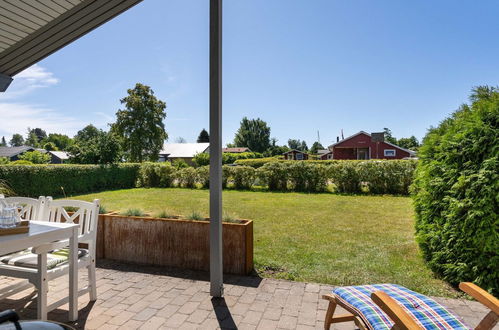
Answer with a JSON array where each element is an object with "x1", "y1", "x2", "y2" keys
[{"x1": 328, "y1": 131, "x2": 415, "y2": 160}]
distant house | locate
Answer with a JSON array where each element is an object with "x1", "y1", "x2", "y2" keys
[
  {"x1": 0, "y1": 147, "x2": 71, "y2": 164},
  {"x1": 283, "y1": 149, "x2": 309, "y2": 161},
  {"x1": 159, "y1": 143, "x2": 210, "y2": 165},
  {"x1": 222, "y1": 147, "x2": 251, "y2": 153},
  {"x1": 0, "y1": 146, "x2": 35, "y2": 161},
  {"x1": 48, "y1": 151, "x2": 70, "y2": 164},
  {"x1": 318, "y1": 149, "x2": 333, "y2": 160},
  {"x1": 328, "y1": 131, "x2": 415, "y2": 160}
]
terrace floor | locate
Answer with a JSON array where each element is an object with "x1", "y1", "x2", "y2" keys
[{"x1": 0, "y1": 261, "x2": 491, "y2": 329}]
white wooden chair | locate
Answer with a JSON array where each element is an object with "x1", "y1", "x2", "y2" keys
[
  {"x1": 0, "y1": 195, "x2": 46, "y2": 220},
  {"x1": 0, "y1": 198, "x2": 99, "y2": 320}
]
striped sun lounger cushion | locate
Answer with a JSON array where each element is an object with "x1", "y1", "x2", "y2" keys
[
  {"x1": 0, "y1": 248, "x2": 88, "y2": 270},
  {"x1": 333, "y1": 284, "x2": 471, "y2": 330}
]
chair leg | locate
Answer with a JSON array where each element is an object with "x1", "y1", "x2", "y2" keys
[
  {"x1": 324, "y1": 298, "x2": 337, "y2": 330},
  {"x1": 37, "y1": 253, "x2": 48, "y2": 321},
  {"x1": 88, "y1": 259, "x2": 97, "y2": 301}
]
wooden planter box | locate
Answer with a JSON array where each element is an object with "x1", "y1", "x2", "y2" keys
[{"x1": 95, "y1": 214, "x2": 253, "y2": 275}]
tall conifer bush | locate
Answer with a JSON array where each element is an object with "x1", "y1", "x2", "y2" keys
[{"x1": 412, "y1": 86, "x2": 498, "y2": 294}]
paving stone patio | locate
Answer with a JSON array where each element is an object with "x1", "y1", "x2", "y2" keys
[{"x1": 0, "y1": 260, "x2": 494, "y2": 329}]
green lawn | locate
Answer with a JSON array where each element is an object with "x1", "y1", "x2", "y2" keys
[{"x1": 71, "y1": 188, "x2": 458, "y2": 297}]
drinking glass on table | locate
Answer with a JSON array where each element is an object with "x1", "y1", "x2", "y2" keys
[{"x1": 0, "y1": 204, "x2": 20, "y2": 228}]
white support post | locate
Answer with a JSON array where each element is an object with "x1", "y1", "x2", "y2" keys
[
  {"x1": 209, "y1": 0, "x2": 223, "y2": 297},
  {"x1": 37, "y1": 253, "x2": 48, "y2": 321},
  {"x1": 68, "y1": 226, "x2": 78, "y2": 321}
]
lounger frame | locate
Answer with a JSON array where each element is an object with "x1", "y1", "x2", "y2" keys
[{"x1": 323, "y1": 282, "x2": 499, "y2": 330}]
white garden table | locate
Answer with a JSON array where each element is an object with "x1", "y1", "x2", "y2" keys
[{"x1": 0, "y1": 221, "x2": 79, "y2": 321}]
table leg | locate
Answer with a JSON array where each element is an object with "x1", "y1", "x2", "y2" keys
[
  {"x1": 69, "y1": 227, "x2": 78, "y2": 321},
  {"x1": 37, "y1": 253, "x2": 48, "y2": 321}
]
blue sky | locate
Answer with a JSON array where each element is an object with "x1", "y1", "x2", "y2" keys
[{"x1": 1, "y1": 0, "x2": 498, "y2": 147}]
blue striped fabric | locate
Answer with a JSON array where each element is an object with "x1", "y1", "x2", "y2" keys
[{"x1": 333, "y1": 284, "x2": 471, "y2": 330}]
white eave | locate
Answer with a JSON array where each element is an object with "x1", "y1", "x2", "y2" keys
[{"x1": 0, "y1": 0, "x2": 142, "y2": 92}]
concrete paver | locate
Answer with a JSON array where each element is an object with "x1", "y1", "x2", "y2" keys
[{"x1": 0, "y1": 261, "x2": 493, "y2": 329}]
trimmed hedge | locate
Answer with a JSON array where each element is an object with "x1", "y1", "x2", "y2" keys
[
  {"x1": 412, "y1": 87, "x2": 499, "y2": 295},
  {"x1": 0, "y1": 159, "x2": 417, "y2": 197},
  {"x1": 0, "y1": 164, "x2": 140, "y2": 197},
  {"x1": 193, "y1": 152, "x2": 264, "y2": 167}
]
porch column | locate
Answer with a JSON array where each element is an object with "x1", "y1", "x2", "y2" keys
[{"x1": 209, "y1": 0, "x2": 223, "y2": 297}]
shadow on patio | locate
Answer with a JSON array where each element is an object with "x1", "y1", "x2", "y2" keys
[{"x1": 0, "y1": 260, "x2": 491, "y2": 330}]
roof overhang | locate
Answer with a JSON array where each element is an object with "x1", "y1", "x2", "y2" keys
[{"x1": 0, "y1": 0, "x2": 142, "y2": 92}]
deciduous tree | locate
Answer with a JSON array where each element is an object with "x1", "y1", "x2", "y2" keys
[
  {"x1": 233, "y1": 117, "x2": 271, "y2": 153},
  {"x1": 383, "y1": 128, "x2": 397, "y2": 144},
  {"x1": 44, "y1": 133, "x2": 73, "y2": 150},
  {"x1": 397, "y1": 136, "x2": 419, "y2": 150},
  {"x1": 9, "y1": 134, "x2": 24, "y2": 147},
  {"x1": 68, "y1": 125, "x2": 121, "y2": 164},
  {"x1": 112, "y1": 83, "x2": 167, "y2": 162}
]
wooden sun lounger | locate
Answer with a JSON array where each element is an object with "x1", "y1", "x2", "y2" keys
[{"x1": 323, "y1": 282, "x2": 499, "y2": 330}]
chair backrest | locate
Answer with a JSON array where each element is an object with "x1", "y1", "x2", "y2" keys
[
  {"x1": 0, "y1": 196, "x2": 46, "y2": 221},
  {"x1": 43, "y1": 198, "x2": 100, "y2": 251}
]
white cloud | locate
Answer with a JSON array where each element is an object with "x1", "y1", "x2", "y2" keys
[
  {"x1": 0, "y1": 103, "x2": 81, "y2": 138},
  {"x1": 0, "y1": 65, "x2": 82, "y2": 139},
  {"x1": 1, "y1": 64, "x2": 59, "y2": 100}
]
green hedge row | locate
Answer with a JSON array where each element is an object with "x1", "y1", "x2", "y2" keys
[
  {"x1": 137, "y1": 160, "x2": 417, "y2": 195},
  {"x1": 193, "y1": 152, "x2": 264, "y2": 166},
  {"x1": 0, "y1": 160, "x2": 417, "y2": 197},
  {"x1": 0, "y1": 164, "x2": 140, "y2": 197},
  {"x1": 235, "y1": 158, "x2": 345, "y2": 168}
]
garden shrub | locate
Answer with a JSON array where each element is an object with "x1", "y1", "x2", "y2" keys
[
  {"x1": 0, "y1": 157, "x2": 9, "y2": 165},
  {"x1": 194, "y1": 165, "x2": 231, "y2": 188},
  {"x1": 193, "y1": 153, "x2": 210, "y2": 167},
  {"x1": 222, "y1": 165, "x2": 231, "y2": 188},
  {"x1": 307, "y1": 163, "x2": 329, "y2": 192},
  {"x1": 412, "y1": 86, "x2": 499, "y2": 295},
  {"x1": 136, "y1": 162, "x2": 161, "y2": 187},
  {"x1": 176, "y1": 167, "x2": 197, "y2": 188},
  {"x1": 172, "y1": 159, "x2": 189, "y2": 169},
  {"x1": 19, "y1": 150, "x2": 51, "y2": 164},
  {"x1": 288, "y1": 162, "x2": 309, "y2": 192},
  {"x1": 0, "y1": 164, "x2": 140, "y2": 197},
  {"x1": 229, "y1": 166, "x2": 256, "y2": 190},
  {"x1": 136, "y1": 162, "x2": 177, "y2": 188},
  {"x1": 10, "y1": 160, "x2": 33, "y2": 165},
  {"x1": 328, "y1": 161, "x2": 362, "y2": 193},
  {"x1": 286, "y1": 162, "x2": 329, "y2": 192},
  {"x1": 196, "y1": 166, "x2": 210, "y2": 188},
  {"x1": 194, "y1": 152, "x2": 264, "y2": 167},
  {"x1": 257, "y1": 162, "x2": 289, "y2": 190},
  {"x1": 234, "y1": 157, "x2": 279, "y2": 168}
]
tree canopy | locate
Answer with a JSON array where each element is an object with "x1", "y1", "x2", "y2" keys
[
  {"x1": 197, "y1": 129, "x2": 210, "y2": 143},
  {"x1": 45, "y1": 133, "x2": 73, "y2": 150},
  {"x1": 68, "y1": 125, "x2": 121, "y2": 164},
  {"x1": 310, "y1": 141, "x2": 325, "y2": 154},
  {"x1": 9, "y1": 134, "x2": 24, "y2": 147},
  {"x1": 383, "y1": 128, "x2": 397, "y2": 144},
  {"x1": 233, "y1": 117, "x2": 271, "y2": 153},
  {"x1": 111, "y1": 83, "x2": 167, "y2": 162},
  {"x1": 19, "y1": 150, "x2": 50, "y2": 164},
  {"x1": 288, "y1": 139, "x2": 308, "y2": 151}
]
